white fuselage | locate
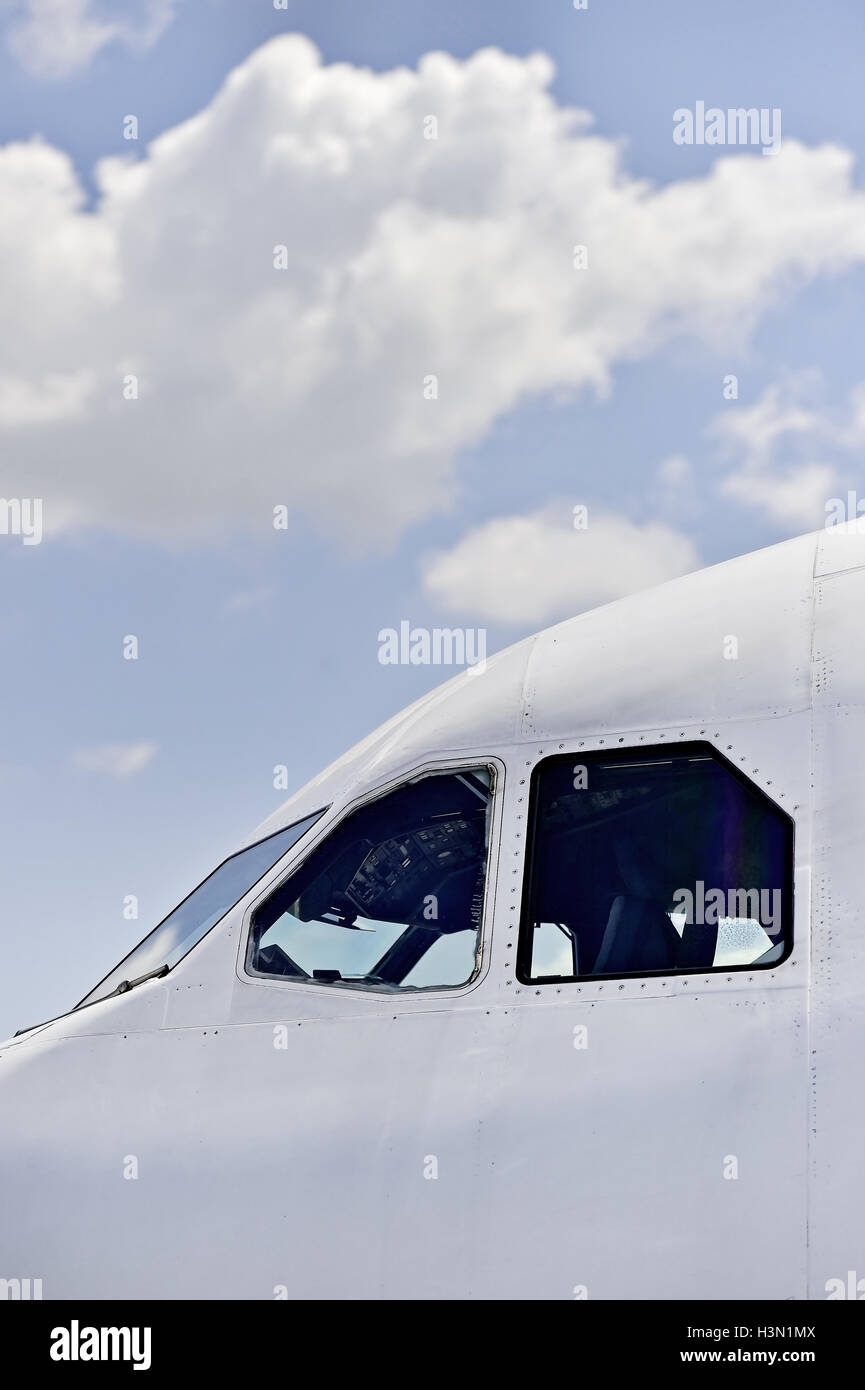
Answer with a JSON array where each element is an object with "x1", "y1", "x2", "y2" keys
[{"x1": 1, "y1": 525, "x2": 863, "y2": 1300}]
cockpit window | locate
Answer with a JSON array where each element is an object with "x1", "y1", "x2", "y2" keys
[
  {"x1": 77, "y1": 810, "x2": 325, "y2": 1009},
  {"x1": 247, "y1": 767, "x2": 494, "y2": 992},
  {"x1": 518, "y1": 744, "x2": 793, "y2": 984}
]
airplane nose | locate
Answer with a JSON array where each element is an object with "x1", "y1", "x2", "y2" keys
[{"x1": 0, "y1": 1035, "x2": 110, "y2": 1298}]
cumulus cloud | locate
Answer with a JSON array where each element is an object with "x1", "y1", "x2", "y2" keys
[
  {"x1": 3, "y1": 37, "x2": 865, "y2": 544},
  {"x1": 710, "y1": 372, "x2": 865, "y2": 527},
  {"x1": 2, "y1": 0, "x2": 175, "y2": 78},
  {"x1": 710, "y1": 371, "x2": 826, "y2": 466},
  {"x1": 422, "y1": 507, "x2": 699, "y2": 625},
  {"x1": 721, "y1": 461, "x2": 838, "y2": 528},
  {"x1": 71, "y1": 740, "x2": 157, "y2": 777}
]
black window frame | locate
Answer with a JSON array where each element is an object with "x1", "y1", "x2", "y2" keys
[{"x1": 516, "y1": 740, "x2": 795, "y2": 986}]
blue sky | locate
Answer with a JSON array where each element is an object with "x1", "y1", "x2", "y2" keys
[{"x1": 1, "y1": 0, "x2": 865, "y2": 1037}]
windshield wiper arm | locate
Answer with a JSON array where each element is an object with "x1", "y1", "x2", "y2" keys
[
  {"x1": 112, "y1": 963, "x2": 171, "y2": 996},
  {"x1": 13, "y1": 964, "x2": 172, "y2": 1036}
]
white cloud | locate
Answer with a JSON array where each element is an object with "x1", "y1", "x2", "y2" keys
[
  {"x1": 721, "y1": 462, "x2": 838, "y2": 528},
  {"x1": 3, "y1": 38, "x2": 865, "y2": 545},
  {"x1": 0, "y1": 369, "x2": 95, "y2": 427},
  {"x1": 709, "y1": 372, "x2": 865, "y2": 527},
  {"x1": 71, "y1": 740, "x2": 157, "y2": 777},
  {"x1": 422, "y1": 507, "x2": 699, "y2": 625},
  {"x1": 709, "y1": 371, "x2": 826, "y2": 467},
  {"x1": 3, "y1": 0, "x2": 175, "y2": 79}
]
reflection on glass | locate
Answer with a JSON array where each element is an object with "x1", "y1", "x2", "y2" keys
[
  {"x1": 249, "y1": 768, "x2": 493, "y2": 992},
  {"x1": 77, "y1": 810, "x2": 325, "y2": 1008},
  {"x1": 523, "y1": 748, "x2": 793, "y2": 981}
]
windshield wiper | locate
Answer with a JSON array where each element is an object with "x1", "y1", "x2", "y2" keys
[
  {"x1": 12, "y1": 964, "x2": 171, "y2": 1038},
  {"x1": 111, "y1": 963, "x2": 171, "y2": 996}
]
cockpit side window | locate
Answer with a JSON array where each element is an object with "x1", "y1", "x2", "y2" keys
[
  {"x1": 246, "y1": 767, "x2": 494, "y2": 992},
  {"x1": 76, "y1": 810, "x2": 326, "y2": 1009},
  {"x1": 518, "y1": 744, "x2": 794, "y2": 984}
]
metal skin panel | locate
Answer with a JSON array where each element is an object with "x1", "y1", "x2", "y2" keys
[
  {"x1": 0, "y1": 526, "x2": 848, "y2": 1300},
  {"x1": 808, "y1": 564, "x2": 865, "y2": 1299}
]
